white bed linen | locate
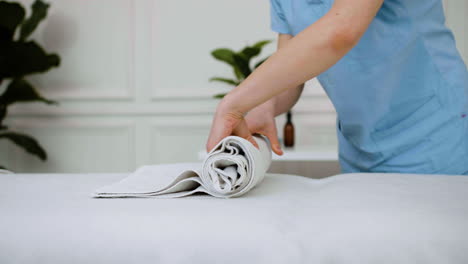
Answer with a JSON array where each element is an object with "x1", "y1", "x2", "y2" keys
[{"x1": 1, "y1": 172, "x2": 468, "y2": 264}]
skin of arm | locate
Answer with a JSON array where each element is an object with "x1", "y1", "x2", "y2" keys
[
  {"x1": 243, "y1": 33, "x2": 304, "y2": 155},
  {"x1": 264, "y1": 33, "x2": 305, "y2": 117},
  {"x1": 206, "y1": 0, "x2": 384, "y2": 152}
]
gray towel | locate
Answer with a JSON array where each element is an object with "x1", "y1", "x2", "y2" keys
[{"x1": 93, "y1": 135, "x2": 272, "y2": 198}]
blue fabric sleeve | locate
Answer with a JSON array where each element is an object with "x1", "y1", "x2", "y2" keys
[{"x1": 270, "y1": 0, "x2": 291, "y2": 34}]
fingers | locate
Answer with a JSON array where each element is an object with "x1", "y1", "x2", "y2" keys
[
  {"x1": 206, "y1": 105, "x2": 264, "y2": 152},
  {"x1": 245, "y1": 111, "x2": 283, "y2": 155},
  {"x1": 206, "y1": 114, "x2": 234, "y2": 152},
  {"x1": 246, "y1": 134, "x2": 260, "y2": 150},
  {"x1": 233, "y1": 119, "x2": 259, "y2": 149},
  {"x1": 206, "y1": 110, "x2": 254, "y2": 152},
  {"x1": 264, "y1": 126, "x2": 283, "y2": 156},
  {"x1": 244, "y1": 113, "x2": 260, "y2": 133}
]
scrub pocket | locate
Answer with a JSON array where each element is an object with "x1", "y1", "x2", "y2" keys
[
  {"x1": 370, "y1": 94, "x2": 443, "y2": 167},
  {"x1": 336, "y1": 119, "x2": 383, "y2": 171},
  {"x1": 430, "y1": 111, "x2": 468, "y2": 175}
]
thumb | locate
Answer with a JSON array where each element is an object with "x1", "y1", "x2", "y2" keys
[{"x1": 264, "y1": 128, "x2": 283, "y2": 156}]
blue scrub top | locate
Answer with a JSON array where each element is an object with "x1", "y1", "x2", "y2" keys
[{"x1": 270, "y1": 0, "x2": 468, "y2": 174}]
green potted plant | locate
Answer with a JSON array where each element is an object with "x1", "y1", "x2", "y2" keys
[
  {"x1": 0, "y1": 0, "x2": 60, "y2": 170},
  {"x1": 209, "y1": 40, "x2": 271, "y2": 98}
]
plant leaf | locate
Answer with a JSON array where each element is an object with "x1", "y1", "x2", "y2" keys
[
  {"x1": 0, "y1": 104, "x2": 6, "y2": 126},
  {"x1": 0, "y1": 131, "x2": 47, "y2": 160},
  {"x1": 0, "y1": 165, "x2": 6, "y2": 170},
  {"x1": 254, "y1": 56, "x2": 269, "y2": 69},
  {"x1": 239, "y1": 47, "x2": 261, "y2": 68},
  {"x1": 0, "y1": 78, "x2": 56, "y2": 105},
  {"x1": 209, "y1": 77, "x2": 239, "y2": 86},
  {"x1": 240, "y1": 47, "x2": 260, "y2": 59},
  {"x1": 240, "y1": 40, "x2": 272, "y2": 67},
  {"x1": 0, "y1": 1, "x2": 26, "y2": 42},
  {"x1": 0, "y1": 41, "x2": 60, "y2": 78},
  {"x1": 19, "y1": 0, "x2": 50, "y2": 41},
  {"x1": 232, "y1": 53, "x2": 251, "y2": 78},
  {"x1": 211, "y1": 48, "x2": 247, "y2": 81},
  {"x1": 253, "y1": 40, "x2": 272, "y2": 49},
  {"x1": 211, "y1": 48, "x2": 236, "y2": 66},
  {"x1": 232, "y1": 68, "x2": 243, "y2": 81},
  {"x1": 213, "y1": 93, "x2": 226, "y2": 99}
]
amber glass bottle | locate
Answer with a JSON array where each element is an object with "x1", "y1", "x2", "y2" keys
[{"x1": 283, "y1": 111, "x2": 295, "y2": 148}]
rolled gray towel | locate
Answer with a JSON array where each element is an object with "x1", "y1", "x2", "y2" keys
[{"x1": 93, "y1": 135, "x2": 272, "y2": 198}]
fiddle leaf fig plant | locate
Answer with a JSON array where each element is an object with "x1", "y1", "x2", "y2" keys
[
  {"x1": 209, "y1": 40, "x2": 271, "y2": 99},
  {"x1": 0, "y1": 0, "x2": 60, "y2": 169}
]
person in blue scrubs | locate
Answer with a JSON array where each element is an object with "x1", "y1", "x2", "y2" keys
[{"x1": 206, "y1": 0, "x2": 468, "y2": 175}]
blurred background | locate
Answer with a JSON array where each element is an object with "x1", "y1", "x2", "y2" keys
[{"x1": 0, "y1": 0, "x2": 467, "y2": 177}]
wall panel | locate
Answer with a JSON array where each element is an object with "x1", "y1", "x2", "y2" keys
[
  {"x1": 26, "y1": 0, "x2": 135, "y2": 100},
  {"x1": 5, "y1": 118, "x2": 135, "y2": 173},
  {"x1": 150, "y1": 0, "x2": 277, "y2": 99},
  {"x1": 150, "y1": 125, "x2": 209, "y2": 164}
]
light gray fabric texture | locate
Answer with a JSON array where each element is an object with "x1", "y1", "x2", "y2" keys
[
  {"x1": 94, "y1": 135, "x2": 272, "y2": 198},
  {"x1": 1, "y1": 171, "x2": 468, "y2": 264}
]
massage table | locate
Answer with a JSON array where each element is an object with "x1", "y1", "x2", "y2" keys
[{"x1": 1, "y1": 171, "x2": 467, "y2": 264}]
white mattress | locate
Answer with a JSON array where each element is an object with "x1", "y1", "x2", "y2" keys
[{"x1": 1, "y1": 172, "x2": 468, "y2": 264}]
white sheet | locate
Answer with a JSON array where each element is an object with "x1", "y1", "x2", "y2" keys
[
  {"x1": 94, "y1": 135, "x2": 272, "y2": 198},
  {"x1": 1, "y1": 172, "x2": 468, "y2": 263}
]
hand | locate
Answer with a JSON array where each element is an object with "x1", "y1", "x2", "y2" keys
[
  {"x1": 206, "y1": 99, "x2": 260, "y2": 153},
  {"x1": 244, "y1": 102, "x2": 284, "y2": 156}
]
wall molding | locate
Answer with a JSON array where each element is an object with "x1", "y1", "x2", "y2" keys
[{"x1": 4, "y1": 118, "x2": 136, "y2": 172}]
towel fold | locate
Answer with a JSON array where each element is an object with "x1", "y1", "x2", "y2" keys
[{"x1": 93, "y1": 135, "x2": 272, "y2": 198}]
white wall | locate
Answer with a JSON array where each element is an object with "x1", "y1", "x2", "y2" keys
[{"x1": 1, "y1": 0, "x2": 467, "y2": 174}]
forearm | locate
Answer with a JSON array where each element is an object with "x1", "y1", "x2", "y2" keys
[
  {"x1": 220, "y1": 0, "x2": 383, "y2": 115},
  {"x1": 251, "y1": 83, "x2": 303, "y2": 119},
  {"x1": 250, "y1": 34, "x2": 304, "y2": 117},
  {"x1": 272, "y1": 83, "x2": 304, "y2": 116}
]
